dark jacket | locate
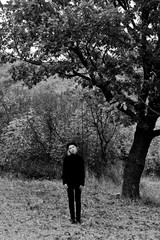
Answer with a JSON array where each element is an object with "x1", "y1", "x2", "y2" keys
[{"x1": 62, "y1": 154, "x2": 85, "y2": 187}]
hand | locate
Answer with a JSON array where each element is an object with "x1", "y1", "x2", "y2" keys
[
  {"x1": 63, "y1": 184, "x2": 68, "y2": 190},
  {"x1": 79, "y1": 185, "x2": 84, "y2": 190}
]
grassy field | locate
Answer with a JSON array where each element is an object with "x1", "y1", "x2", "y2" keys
[{"x1": 0, "y1": 175, "x2": 160, "y2": 240}]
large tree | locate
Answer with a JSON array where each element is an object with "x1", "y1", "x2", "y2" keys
[{"x1": 1, "y1": 0, "x2": 160, "y2": 198}]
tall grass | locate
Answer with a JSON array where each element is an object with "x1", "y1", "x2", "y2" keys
[{"x1": 140, "y1": 177, "x2": 160, "y2": 206}]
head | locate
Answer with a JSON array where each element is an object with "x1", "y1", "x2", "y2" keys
[{"x1": 67, "y1": 142, "x2": 78, "y2": 155}]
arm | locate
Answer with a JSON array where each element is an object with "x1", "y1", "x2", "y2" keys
[
  {"x1": 62, "y1": 156, "x2": 67, "y2": 185},
  {"x1": 80, "y1": 156, "x2": 85, "y2": 186}
]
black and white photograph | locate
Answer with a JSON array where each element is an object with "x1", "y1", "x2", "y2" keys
[{"x1": 0, "y1": 0, "x2": 160, "y2": 239}]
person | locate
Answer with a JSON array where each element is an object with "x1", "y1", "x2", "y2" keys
[{"x1": 62, "y1": 142, "x2": 85, "y2": 224}]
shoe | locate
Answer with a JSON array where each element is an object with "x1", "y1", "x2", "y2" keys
[
  {"x1": 76, "y1": 219, "x2": 81, "y2": 224},
  {"x1": 70, "y1": 219, "x2": 77, "y2": 224}
]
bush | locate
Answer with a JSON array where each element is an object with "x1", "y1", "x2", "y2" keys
[{"x1": 0, "y1": 111, "x2": 64, "y2": 179}]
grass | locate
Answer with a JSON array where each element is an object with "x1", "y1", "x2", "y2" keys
[
  {"x1": 1, "y1": 175, "x2": 160, "y2": 239},
  {"x1": 140, "y1": 177, "x2": 160, "y2": 206}
]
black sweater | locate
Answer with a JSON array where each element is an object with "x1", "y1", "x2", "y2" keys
[{"x1": 62, "y1": 154, "x2": 85, "y2": 186}]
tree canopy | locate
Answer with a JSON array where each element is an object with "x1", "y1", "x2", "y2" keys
[
  {"x1": 1, "y1": 0, "x2": 160, "y2": 127},
  {"x1": 0, "y1": 1, "x2": 138, "y2": 98}
]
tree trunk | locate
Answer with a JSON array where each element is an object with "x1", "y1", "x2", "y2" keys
[{"x1": 122, "y1": 124, "x2": 154, "y2": 199}]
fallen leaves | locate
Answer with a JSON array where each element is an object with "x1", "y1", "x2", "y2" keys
[{"x1": 0, "y1": 177, "x2": 160, "y2": 239}]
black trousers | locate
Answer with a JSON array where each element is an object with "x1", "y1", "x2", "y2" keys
[{"x1": 67, "y1": 185, "x2": 81, "y2": 221}]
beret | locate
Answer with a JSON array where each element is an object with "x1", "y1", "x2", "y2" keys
[{"x1": 67, "y1": 142, "x2": 77, "y2": 149}]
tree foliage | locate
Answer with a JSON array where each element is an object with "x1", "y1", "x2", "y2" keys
[
  {"x1": 0, "y1": 0, "x2": 131, "y2": 98},
  {"x1": 1, "y1": 0, "x2": 160, "y2": 127}
]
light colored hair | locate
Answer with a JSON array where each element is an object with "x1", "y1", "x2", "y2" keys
[{"x1": 67, "y1": 149, "x2": 71, "y2": 156}]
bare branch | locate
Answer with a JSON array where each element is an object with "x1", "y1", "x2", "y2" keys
[{"x1": 26, "y1": 117, "x2": 47, "y2": 152}]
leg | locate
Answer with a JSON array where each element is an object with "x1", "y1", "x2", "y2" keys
[
  {"x1": 67, "y1": 186, "x2": 75, "y2": 221},
  {"x1": 75, "y1": 186, "x2": 81, "y2": 223}
]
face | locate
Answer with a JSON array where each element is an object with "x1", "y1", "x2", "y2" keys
[{"x1": 68, "y1": 145, "x2": 77, "y2": 155}]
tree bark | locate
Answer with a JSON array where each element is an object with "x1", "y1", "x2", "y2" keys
[{"x1": 122, "y1": 123, "x2": 154, "y2": 199}]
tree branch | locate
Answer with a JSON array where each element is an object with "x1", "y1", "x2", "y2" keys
[
  {"x1": 3, "y1": 50, "x2": 43, "y2": 66},
  {"x1": 27, "y1": 117, "x2": 47, "y2": 152},
  {"x1": 85, "y1": 45, "x2": 97, "y2": 71},
  {"x1": 71, "y1": 44, "x2": 88, "y2": 69},
  {"x1": 72, "y1": 70, "x2": 91, "y2": 82},
  {"x1": 117, "y1": 102, "x2": 137, "y2": 119},
  {"x1": 115, "y1": 0, "x2": 129, "y2": 10}
]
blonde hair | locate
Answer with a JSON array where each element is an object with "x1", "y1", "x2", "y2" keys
[{"x1": 67, "y1": 149, "x2": 71, "y2": 156}]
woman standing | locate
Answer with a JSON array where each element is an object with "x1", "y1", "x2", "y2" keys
[{"x1": 62, "y1": 142, "x2": 85, "y2": 224}]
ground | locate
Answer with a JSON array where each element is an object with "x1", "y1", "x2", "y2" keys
[{"x1": 0, "y1": 176, "x2": 160, "y2": 240}]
